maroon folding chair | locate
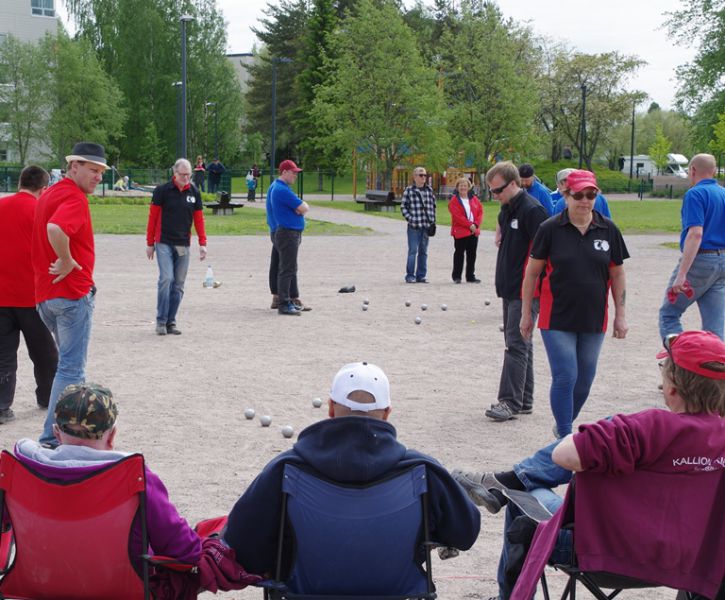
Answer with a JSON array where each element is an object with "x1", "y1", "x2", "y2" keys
[{"x1": 0, "y1": 450, "x2": 153, "y2": 599}]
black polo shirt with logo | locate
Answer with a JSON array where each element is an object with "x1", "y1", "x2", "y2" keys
[
  {"x1": 533, "y1": 210, "x2": 629, "y2": 333},
  {"x1": 495, "y1": 190, "x2": 549, "y2": 300},
  {"x1": 152, "y1": 180, "x2": 203, "y2": 247}
]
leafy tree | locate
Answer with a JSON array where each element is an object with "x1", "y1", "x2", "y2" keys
[
  {"x1": 312, "y1": 0, "x2": 450, "y2": 188},
  {"x1": 0, "y1": 35, "x2": 50, "y2": 164},
  {"x1": 42, "y1": 31, "x2": 126, "y2": 164},
  {"x1": 541, "y1": 51, "x2": 645, "y2": 170},
  {"x1": 648, "y1": 125, "x2": 672, "y2": 174},
  {"x1": 438, "y1": 0, "x2": 540, "y2": 171},
  {"x1": 137, "y1": 121, "x2": 163, "y2": 167},
  {"x1": 708, "y1": 112, "x2": 725, "y2": 159}
]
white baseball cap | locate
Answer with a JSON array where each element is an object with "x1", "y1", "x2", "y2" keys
[{"x1": 330, "y1": 362, "x2": 391, "y2": 411}]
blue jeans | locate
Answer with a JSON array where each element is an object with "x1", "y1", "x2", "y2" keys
[
  {"x1": 406, "y1": 226, "x2": 429, "y2": 282},
  {"x1": 155, "y1": 243, "x2": 190, "y2": 326},
  {"x1": 497, "y1": 442, "x2": 573, "y2": 599},
  {"x1": 540, "y1": 330, "x2": 605, "y2": 437},
  {"x1": 658, "y1": 253, "x2": 725, "y2": 341},
  {"x1": 37, "y1": 293, "x2": 95, "y2": 446}
]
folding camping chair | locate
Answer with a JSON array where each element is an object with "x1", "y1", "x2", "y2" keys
[
  {"x1": 262, "y1": 462, "x2": 437, "y2": 599},
  {"x1": 0, "y1": 450, "x2": 156, "y2": 599}
]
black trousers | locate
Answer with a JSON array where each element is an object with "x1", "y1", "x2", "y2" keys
[
  {"x1": 0, "y1": 307, "x2": 58, "y2": 410},
  {"x1": 452, "y1": 235, "x2": 479, "y2": 281},
  {"x1": 274, "y1": 228, "x2": 302, "y2": 303},
  {"x1": 268, "y1": 233, "x2": 299, "y2": 297}
]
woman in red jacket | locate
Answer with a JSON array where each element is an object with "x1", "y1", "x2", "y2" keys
[{"x1": 448, "y1": 177, "x2": 483, "y2": 283}]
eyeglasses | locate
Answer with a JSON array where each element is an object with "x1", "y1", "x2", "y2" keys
[
  {"x1": 489, "y1": 180, "x2": 511, "y2": 195},
  {"x1": 176, "y1": 172, "x2": 192, "y2": 178},
  {"x1": 661, "y1": 334, "x2": 679, "y2": 385},
  {"x1": 414, "y1": 173, "x2": 427, "y2": 178},
  {"x1": 571, "y1": 190, "x2": 597, "y2": 200}
]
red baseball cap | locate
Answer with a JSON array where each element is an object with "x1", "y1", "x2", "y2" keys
[
  {"x1": 278, "y1": 159, "x2": 302, "y2": 173},
  {"x1": 566, "y1": 169, "x2": 599, "y2": 193},
  {"x1": 656, "y1": 331, "x2": 725, "y2": 380}
]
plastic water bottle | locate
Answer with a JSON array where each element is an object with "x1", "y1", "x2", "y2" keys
[{"x1": 204, "y1": 265, "x2": 214, "y2": 288}]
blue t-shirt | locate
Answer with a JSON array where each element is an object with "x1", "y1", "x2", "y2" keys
[
  {"x1": 680, "y1": 178, "x2": 725, "y2": 250},
  {"x1": 553, "y1": 193, "x2": 612, "y2": 219},
  {"x1": 266, "y1": 180, "x2": 277, "y2": 233},
  {"x1": 528, "y1": 180, "x2": 554, "y2": 216},
  {"x1": 271, "y1": 179, "x2": 305, "y2": 231}
]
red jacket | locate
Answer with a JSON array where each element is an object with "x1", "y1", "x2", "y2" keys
[{"x1": 448, "y1": 195, "x2": 483, "y2": 239}]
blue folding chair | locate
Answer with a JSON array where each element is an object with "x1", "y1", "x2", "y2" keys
[{"x1": 262, "y1": 463, "x2": 437, "y2": 599}]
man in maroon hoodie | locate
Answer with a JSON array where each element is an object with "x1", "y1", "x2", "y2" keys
[{"x1": 454, "y1": 330, "x2": 725, "y2": 600}]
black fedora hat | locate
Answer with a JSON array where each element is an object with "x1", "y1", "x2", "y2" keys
[{"x1": 65, "y1": 142, "x2": 108, "y2": 169}]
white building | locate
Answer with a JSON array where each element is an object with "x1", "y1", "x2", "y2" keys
[{"x1": 0, "y1": 0, "x2": 59, "y2": 162}]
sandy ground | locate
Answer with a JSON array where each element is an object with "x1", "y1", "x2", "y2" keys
[{"x1": 0, "y1": 202, "x2": 700, "y2": 599}]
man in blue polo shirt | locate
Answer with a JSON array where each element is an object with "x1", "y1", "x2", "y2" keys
[
  {"x1": 271, "y1": 160, "x2": 309, "y2": 316},
  {"x1": 518, "y1": 164, "x2": 554, "y2": 216},
  {"x1": 659, "y1": 153, "x2": 725, "y2": 340}
]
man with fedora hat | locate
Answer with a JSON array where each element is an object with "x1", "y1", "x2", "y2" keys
[{"x1": 32, "y1": 141, "x2": 107, "y2": 447}]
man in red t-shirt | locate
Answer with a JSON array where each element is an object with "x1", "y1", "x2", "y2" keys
[
  {"x1": 31, "y1": 142, "x2": 107, "y2": 447},
  {"x1": 0, "y1": 166, "x2": 58, "y2": 423}
]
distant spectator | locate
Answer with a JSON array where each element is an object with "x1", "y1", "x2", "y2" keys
[
  {"x1": 518, "y1": 164, "x2": 554, "y2": 216},
  {"x1": 246, "y1": 170, "x2": 257, "y2": 202},
  {"x1": 207, "y1": 158, "x2": 226, "y2": 193},
  {"x1": 193, "y1": 155, "x2": 206, "y2": 192}
]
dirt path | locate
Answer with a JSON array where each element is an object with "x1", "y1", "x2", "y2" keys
[{"x1": 1, "y1": 206, "x2": 694, "y2": 598}]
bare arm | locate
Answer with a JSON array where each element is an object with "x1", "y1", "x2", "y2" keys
[
  {"x1": 552, "y1": 434, "x2": 583, "y2": 472},
  {"x1": 295, "y1": 201, "x2": 309, "y2": 215},
  {"x1": 672, "y1": 226, "x2": 703, "y2": 293},
  {"x1": 519, "y1": 258, "x2": 546, "y2": 340},
  {"x1": 609, "y1": 264, "x2": 628, "y2": 339},
  {"x1": 47, "y1": 223, "x2": 81, "y2": 283}
]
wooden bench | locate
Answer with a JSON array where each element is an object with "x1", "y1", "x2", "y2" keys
[{"x1": 357, "y1": 190, "x2": 400, "y2": 212}]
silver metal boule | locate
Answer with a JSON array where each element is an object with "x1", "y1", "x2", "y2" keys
[
  {"x1": 405, "y1": 301, "x2": 411, "y2": 307},
  {"x1": 415, "y1": 316, "x2": 422, "y2": 324},
  {"x1": 421, "y1": 304, "x2": 428, "y2": 311},
  {"x1": 441, "y1": 304, "x2": 447, "y2": 311},
  {"x1": 260, "y1": 415, "x2": 272, "y2": 427},
  {"x1": 312, "y1": 397, "x2": 323, "y2": 408},
  {"x1": 244, "y1": 408, "x2": 255, "y2": 420},
  {"x1": 362, "y1": 304, "x2": 368, "y2": 311},
  {"x1": 281, "y1": 425, "x2": 294, "y2": 438}
]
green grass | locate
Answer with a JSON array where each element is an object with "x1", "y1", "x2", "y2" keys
[
  {"x1": 310, "y1": 198, "x2": 683, "y2": 234},
  {"x1": 88, "y1": 203, "x2": 371, "y2": 236}
]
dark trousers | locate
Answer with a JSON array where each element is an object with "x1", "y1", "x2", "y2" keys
[
  {"x1": 0, "y1": 307, "x2": 58, "y2": 410},
  {"x1": 452, "y1": 235, "x2": 479, "y2": 281},
  {"x1": 497, "y1": 298, "x2": 539, "y2": 412},
  {"x1": 209, "y1": 176, "x2": 221, "y2": 193},
  {"x1": 268, "y1": 233, "x2": 299, "y2": 297},
  {"x1": 275, "y1": 228, "x2": 302, "y2": 303}
]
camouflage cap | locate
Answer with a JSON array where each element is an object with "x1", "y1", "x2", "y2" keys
[{"x1": 55, "y1": 383, "x2": 118, "y2": 439}]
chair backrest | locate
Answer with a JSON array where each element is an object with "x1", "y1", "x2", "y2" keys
[
  {"x1": 277, "y1": 462, "x2": 434, "y2": 598},
  {"x1": 0, "y1": 450, "x2": 149, "y2": 600}
]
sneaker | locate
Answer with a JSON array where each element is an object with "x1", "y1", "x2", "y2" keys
[
  {"x1": 278, "y1": 302, "x2": 301, "y2": 316},
  {"x1": 485, "y1": 401, "x2": 516, "y2": 422},
  {"x1": 405, "y1": 277, "x2": 416, "y2": 284},
  {"x1": 155, "y1": 324, "x2": 167, "y2": 336},
  {"x1": 552, "y1": 424, "x2": 562, "y2": 439},
  {"x1": 292, "y1": 298, "x2": 312, "y2": 311},
  {"x1": 467, "y1": 278, "x2": 482, "y2": 283},
  {"x1": 166, "y1": 324, "x2": 182, "y2": 335},
  {"x1": 451, "y1": 469, "x2": 505, "y2": 514},
  {"x1": 270, "y1": 294, "x2": 280, "y2": 310},
  {"x1": 453, "y1": 278, "x2": 462, "y2": 284},
  {"x1": 416, "y1": 278, "x2": 429, "y2": 283},
  {"x1": 0, "y1": 408, "x2": 16, "y2": 424},
  {"x1": 519, "y1": 406, "x2": 533, "y2": 415}
]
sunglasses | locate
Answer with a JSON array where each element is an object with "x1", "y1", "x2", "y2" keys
[
  {"x1": 415, "y1": 173, "x2": 427, "y2": 178},
  {"x1": 661, "y1": 334, "x2": 679, "y2": 384},
  {"x1": 571, "y1": 190, "x2": 597, "y2": 200},
  {"x1": 489, "y1": 180, "x2": 511, "y2": 195}
]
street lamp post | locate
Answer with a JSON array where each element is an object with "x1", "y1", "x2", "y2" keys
[
  {"x1": 172, "y1": 81, "x2": 182, "y2": 158},
  {"x1": 180, "y1": 14, "x2": 194, "y2": 159},
  {"x1": 270, "y1": 57, "x2": 292, "y2": 179},
  {"x1": 629, "y1": 101, "x2": 636, "y2": 188},
  {"x1": 579, "y1": 84, "x2": 587, "y2": 169},
  {"x1": 205, "y1": 101, "x2": 218, "y2": 159}
]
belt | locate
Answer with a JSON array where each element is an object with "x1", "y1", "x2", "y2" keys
[{"x1": 697, "y1": 248, "x2": 724, "y2": 255}]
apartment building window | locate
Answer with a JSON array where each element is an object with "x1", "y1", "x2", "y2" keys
[
  {"x1": 31, "y1": 0, "x2": 55, "y2": 17},
  {"x1": 0, "y1": 147, "x2": 8, "y2": 162}
]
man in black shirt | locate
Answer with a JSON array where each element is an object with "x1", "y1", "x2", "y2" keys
[{"x1": 485, "y1": 162, "x2": 548, "y2": 421}]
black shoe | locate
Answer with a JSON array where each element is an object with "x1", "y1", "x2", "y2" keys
[
  {"x1": 467, "y1": 278, "x2": 482, "y2": 283},
  {"x1": 519, "y1": 405, "x2": 533, "y2": 415},
  {"x1": 453, "y1": 278, "x2": 462, "y2": 284},
  {"x1": 416, "y1": 278, "x2": 429, "y2": 283},
  {"x1": 0, "y1": 408, "x2": 16, "y2": 424},
  {"x1": 166, "y1": 324, "x2": 182, "y2": 335},
  {"x1": 278, "y1": 302, "x2": 301, "y2": 316}
]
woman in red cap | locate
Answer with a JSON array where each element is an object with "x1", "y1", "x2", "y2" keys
[{"x1": 519, "y1": 170, "x2": 629, "y2": 438}]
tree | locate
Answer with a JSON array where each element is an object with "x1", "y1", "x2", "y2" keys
[
  {"x1": 312, "y1": 0, "x2": 450, "y2": 188},
  {"x1": 540, "y1": 51, "x2": 645, "y2": 170},
  {"x1": 42, "y1": 31, "x2": 126, "y2": 164},
  {"x1": 708, "y1": 112, "x2": 725, "y2": 161},
  {"x1": 438, "y1": 0, "x2": 540, "y2": 171},
  {"x1": 648, "y1": 125, "x2": 672, "y2": 174},
  {"x1": 0, "y1": 35, "x2": 50, "y2": 164}
]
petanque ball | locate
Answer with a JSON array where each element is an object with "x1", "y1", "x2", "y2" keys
[
  {"x1": 362, "y1": 304, "x2": 368, "y2": 311},
  {"x1": 485, "y1": 300, "x2": 491, "y2": 306},
  {"x1": 363, "y1": 298, "x2": 370, "y2": 305},
  {"x1": 421, "y1": 304, "x2": 428, "y2": 311},
  {"x1": 405, "y1": 301, "x2": 411, "y2": 307},
  {"x1": 260, "y1": 415, "x2": 272, "y2": 427},
  {"x1": 498, "y1": 324, "x2": 504, "y2": 332},
  {"x1": 415, "y1": 316, "x2": 422, "y2": 325},
  {"x1": 244, "y1": 408, "x2": 255, "y2": 420},
  {"x1": 312, "y1": 397, "x2": 323, "y2": 408},
  {"x1": 441, "y1": 304, "x2": 448, "y2": 311},
  {"x1": 281, "y1": 425, "x2": 294, "y2": 438}
]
